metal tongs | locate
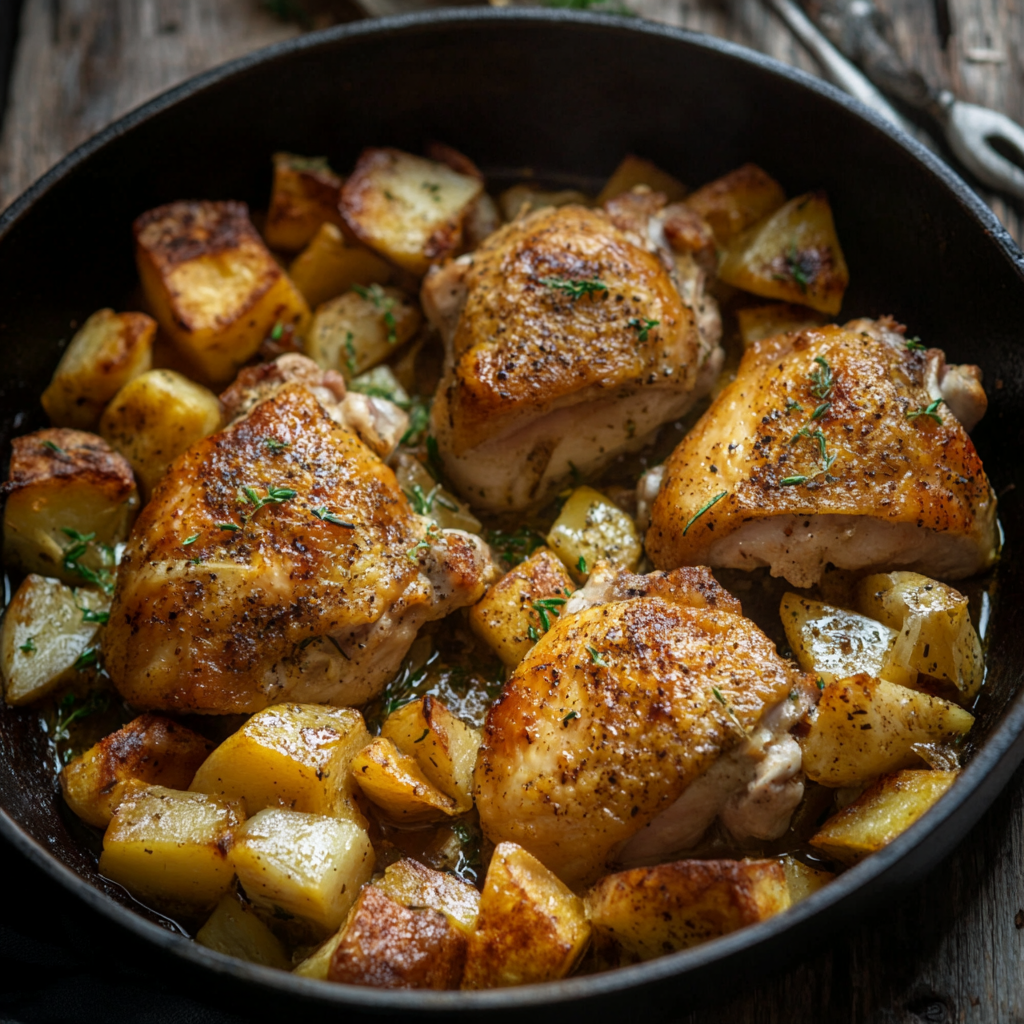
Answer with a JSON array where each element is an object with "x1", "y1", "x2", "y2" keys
[{"x1": 764, "y1": 0, "x2": 1024, "y2": 201}]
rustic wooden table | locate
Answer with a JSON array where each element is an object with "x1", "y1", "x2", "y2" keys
[{"x1": 1, "y1": 2, "x2": 1022, "y2": 1022}]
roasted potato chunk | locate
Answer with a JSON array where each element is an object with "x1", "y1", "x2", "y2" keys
[
  {"x1": 288, "y1": 222, "x2": 393, "y2": 309},
  {"x1": 684, "y1": 163, "x2": 786, "y2": 245},
  {"x1": 2, "y1": 428, "x2": 138, "y2": 585},
  {"x1": 376, "y1": 858, "x2": 480, "y2": 934},
  {"x1": 718, "y1": 191, "x2": 850, "y2": 315},
  {"x1": 780, "y1": 855, "x2": 834, "y2": 903},
  {"x1": 328, "y1": 884, "x2": 467, "y2": 989},
  {"x1": 264, "y1": 152, "x2": 345, "y2": 253},
  {"x1": 800, "y1": 674, "x2": 974, "y2": 787},
  {"x1": 856, "y1": 571, "x2": 984, "y2": 699},
  {"x1": 810, "y1": 769, "x2": 958, "y2": 865},
  {"x1": 61, "y1": 713, "x2": 214, "y2": 828},
  {"x1": 469, "y1": 548, "x2": 576, "y2": 667},
  {"x1": 380, "y1": 697, "x2": 482, "y2": 811},
  {"x1": 41, "y1": 309, "x2": 156, "y2": 429},
  {"x1": 781, "y1": 592, "x2": 916, "y2": 688},
  {"x1": 498, "y1": 184, "x2": 591, "y2": 222},
  {"x1": 587, "y1": 859, "x2": 790, "y2": 967},
  {"x1": 230, "y1": 808, "x2": 374, "y2": 938},
  {"x1": 305, "y1": 285, "x2": 421, "y2": 380},
  {"x1": 196, "y1": 892, "x2": 292, "y2": 970},
  {"x1": 99, "y1": 786, "x2": 243, "y2": 913},
  {"x1": 736, "y1": 302, "x2": 829, "y2": 348},
  {"x1": 99, "y1": 369, "x2": 221, "y2": 499},
  {"x1": 1, "y1": 575, "x2": 107, "y2": 706},
  {"x1": 340, "y1": 148, "x2": 483, "y2": 276},
  {"x1": 597, "y1": 154, "x2": 687, "y2": 204},
  {"x1": 461, "y1": 842, "x2": 590, "y2": 990},
  {"x1": 134, "y1": 200, "x2": 311, "y2": 384},
  {"x1": 293, "y1": 930, "x2": 346, "y2": 980},
  {"x1": 392, "y1": 453, "x2": 481, "y2": 534},
  {"x1": 350, "y1": 737, "x2": 459, "y2": 822},
  {"x1": 189, "y1": 703, "x2": 370, "y2": 829},
  {"x1": 546, "y1": 486, "x2": 641, "y2": 584}
]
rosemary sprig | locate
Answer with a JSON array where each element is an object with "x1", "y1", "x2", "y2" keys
[
  {"x1": 531, "y1": 597, "x2": 566, "y2": 633},
  {"x1": 42, "y1": 439, "x2": 67, "y2": 456},
  {"x1": 906, "y1": 398, "x2": 943, "y2": 424},
  {"x1": 312, "y1": 506, "x2": 355, "y2": 528},
  {"x1": 682, "y1": 491, "x2": 728, "y2": 536},
  {"x1": 711, "y1": 685, "x2": 749, "y2": 737},
  {"x1": 540, "y1": 276, "x2": 609, "y2": 301},
  {"x1": 243, "y1": 485, "x2": 297, "y2": 513}
]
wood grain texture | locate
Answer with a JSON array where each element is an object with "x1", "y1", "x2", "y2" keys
[{"x1": 0, "y1": 1, "x2": 1022, "y2": 1021}]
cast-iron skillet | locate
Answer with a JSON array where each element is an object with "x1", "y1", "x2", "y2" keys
[{"x1": 1, "y1": 9, "x2": 1023, "y2": 1020}]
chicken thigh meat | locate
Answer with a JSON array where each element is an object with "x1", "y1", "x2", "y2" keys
[{"x1": 474, "y1": 565, "x2": 815, "y2": 886}]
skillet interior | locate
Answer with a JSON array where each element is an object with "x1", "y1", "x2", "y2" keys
[{"x1": 2, "y1": 9, "x2": 1024, "y2": 1018}]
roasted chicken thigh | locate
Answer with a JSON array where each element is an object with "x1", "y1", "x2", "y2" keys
[
  {"x1": 646, "y1": 319, "x2": 997, "y2": 587},
  {"x1": 474, "y1": 566, "x2": 814, "y2": 886},
  {"x1": 424, "y1": 203, "x2": 722, "y2": 511},
  {"x1": 105, "y1": 382, "x2": 492, "y2": 714}
]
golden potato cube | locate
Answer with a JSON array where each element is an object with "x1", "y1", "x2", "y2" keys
[
  {"x1": 498, "y1": 184, "x2": 591, "y2": 222},
  {"x1": 1, "y1": 574, "x2": 107, "y2": 706},
  {"x1": 350, "y1": 737, "x2": 459, "y2": 822},
  {"x1": 810, "y1": 769, "x2": 958, "y2": 865},
  {"x1": 61, "y1": 713, "x2": 214, "y2": 828},
  {"x1": 134, "y1": 200, "x2": 311, "y2": 384},
  {"x1": 230, "y1": 808, "x2": 374, "y2": 938},
  {"x1": 736, "y1": 302, "x2": 829, "y2": 348},
  {"x1": 800, "y1": 674, "x2": 974, "y2": 787},
  {"x1": 469, "y1": 548, "x2": 576, "y2": 667},
  {"x1": 596, "y1": 154, "x2": 687, "y2": 205},
  {"x1": 99, "y1": 785, "x2": 244, "y2": 913},
  {"x1": 189, "y1": 703, "x2": 370, "y2": 829},
  {"x1": 305, "y1": 285, "x2": 421, "y2": 380},
  {"x1": 376, "y1": 857, "x2": 481, "y2": 934},
  {"x1": 340, "y1": 148, "x2": 483, "y2": 276},
  {"x1": 288, "y1": 222, "x2": 393, "y2": 308},
  {"x1": 328, "y1": 884, "x2": 468, "y2": 989},
  {"x1": 264, "y1": 152, "x2": 345, "y2": 253},
  {"x1": 380, "y1": 697, "x2": 482, "y2": 812},
  {"x1": 780, "y1": 855, "x2": 834, "y2": 904},
  {"x1": 196, "y1": 892, "x2": 292, "y2": 970},
  {"x1": 780, "y1": 592, "x2": 916, "y2": 688},
  {"x1": 547, "y1": 486, "x2": 641, "y2": 583},
  {"x1": 2, "y1": 428, "x2": 138, "y2": 586},
  {"x1": 99, "y1": 369, "x2": 221, "y2": 499},
  {"x1": 718, "y1": 191, "x2": 850, "y2": 315},
  {"x1": 461, "y1": 842, "x2": 590, "y2": 989},
  {"x1": 293, "y1": 931, "x2": 346, "y2": 980},
  {"x1": 684, "y1": 163, "x2": 786, "y2": 245},
  {"x1": 586, "y1": 859, "x2": 789, "y2": 967},
  {"x1": 856, "y1": 571, "x2": 984, "y2": 699},
  {"x1": 393, "y1": 453, "x2": 481, "y2": 534},
  {"x1": 41, "y1": 309, "x2": 156, "y2": 430}
]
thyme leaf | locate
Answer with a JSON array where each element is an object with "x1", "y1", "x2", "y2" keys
[
  {"x1": 19, "y1": 637, "x2": 36, "y2": 654},
  {"x1": 42, "y1": 439, "x2": 67, "y2": 456},
  {"x1": 264, "y1": 437, "x2": 290, "y2": 453},
  {"x1": 540, "y1": 276, "x2": 609, "y2": 301},
  {"x1": 587, "y1": 645, "x2": 608, "y2": 666},
  {"x1": 906, "y1": 398, "x2": 944, "y2": 425},
  {"x1": 312, "y1": 506, "x2": 355, "y2": 528},
  {"x1": 628, "y1": 317, "x2": 660, "y2": 341}
]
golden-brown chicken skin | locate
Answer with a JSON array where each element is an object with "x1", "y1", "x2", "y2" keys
[
  {"x1": 105, "y1": 383, "x2": 491, "y2": 714},
  {"x1": 426, "y1": 205, "x2": 719, "y2": 510},
  {"x1": 646, "y1": 319, "x2": 997, "y2": 587},
  {"x1": 474, "y1": 566, "x2": 813, "y2": 886}
]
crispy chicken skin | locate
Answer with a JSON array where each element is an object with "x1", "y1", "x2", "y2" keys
[
  {"x1": 424, "y1": 204, "x2": 721, "y2": 510},
  {"x1": 105, "y1": 383, "x2": 491, "y2": 714},
  {"x1": 474, "y1": 566, "x2": 813, "y2": 886},
  {"x1": 646, "y1": 319, "x2": 997, "y2": 588}
]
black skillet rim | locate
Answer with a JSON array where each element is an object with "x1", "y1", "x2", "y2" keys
[{"x1": 1, "y1": 7, "x2": 1024, "y2": 1011}]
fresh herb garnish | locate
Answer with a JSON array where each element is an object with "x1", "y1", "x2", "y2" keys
[
  {"x1": 183, "y1": 533, "x2": 200, "y2": 546},
  {"x1": 785, "y1": 241, "x2": 811, "y2": 293},
  {"x1": 780, "y1": 475, "x2": 808, "y2": 486},
  {"x1": 353, "y1": 283, "x2": 397, "y2": 343},
  {"x1": 60, "y1": 528, "x2": 115, "y2": 595},
  {"x1": 486, "y1": 527, "x2": 546, "y2": 567},
  {"x1": 785, "y1": 399, "x2": 804, "y2": 413},
  {"x1": 74, "y1": 648, "x2": 98, "y2": 671},
  {"x1": 264, "y1": 437, "x2": 290, "y2": 453},
  {"x1": 243, "y1": 485, "x2": 297, "y2": 513},
  {"x1": 587, "y1": 645, "x2": 607, "y2": 666},
  {"x1": 400, "y1": 396, "x2": 431, "y2": 446},
  {"x1": 540, "y1": 276, "x2": 609, "y2": 301},
  {"x1": 711, "y1": 684, "x2": 748, "y2": 737},
  {"x1": 42, "y1": 439, "x2": 67, "y2": 456},
  {"x1": 425, "y1": 435, "x2": 444, "y2": 481},
  {"x1": 528, "y1": 625, "x2": 541, "y2": 642},
  {"x1": 905, "y1": 336, "x2": 926, "y2": 351},
  {"x1": 414, "y1": 728, "x2": 430, "y2": 743},
  {"x1": 577, "y1": 555, "x2": 587, "y2": 574},
  {"x1": 628, "y1": 317, "x2": 660, "y2": 341},
  {"x1": 562, "y1": 710, "x2": 579, "y2": 725},
  {"x1": 404, "y1": 483, "x2": 455, "y2": 518},
  {"x1": 270, "y1": 321, "x2": 284, "y2": 341},
  {"x1": 76, "y1": 603, "x2": 109, "y2": 625},
  {"x1": 682, "y1": 491, "x2": 728, "y2": 536},
  {"x1": 817, "y1": 677, "x2": 826, "y2": 690},
  {"x1": 218, "y1": 523, "x2": 240, "y2": 532},
  {"x1": 906, "y1": 398, "x2": 944, "y2": 424},
  {"x1": 531, "y1": 597, "x2": 566, "y2": 633},
  {"x1": 809, "y1": 356, "x2": 833, "y2": 400},
  {"x1": 311, "y1": 506, "x2": 355, "y2": 528},
  {"x1": 407, "y1": 526, "x2": 441, "y2": 563},
  {"x1": 784, "y1": 356, "x2": 838, "y2": 485},
  {"x1": 19, "y1": 637, "x2": 36, "y2": 654},
  {"x1": 52, "y1": 690, "x2": 110, "y2": 743}
]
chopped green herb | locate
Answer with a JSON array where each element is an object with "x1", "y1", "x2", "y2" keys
[
  {"x1": 183, "y1": 533, "x2": 200, "y2": 546},
  {"x1": 243, "y1": 485, "x2": 297, "y2": 514},
  {"x1": 906, "y1": 398, "x2": 943, "y2": 424},
  {"x1": 817, "y1": 677, "x2": 826, "y2": 690},
  {"x1": 486, "y1": 527, "x2": 546, "y2": 567},
  {"x1": 60, "y1": 528, "x2": 115, "y2": 594},
  {"x1": 711, "y1": 685, "x2": 748, "y2": 737},
  {"x1": 270, "y1": 321, "x2": 284, "y2": 341},
  {"x1": 780, "y1": 475, "x2": 808, "y2": 486},
  {"x1": 77, "y1": 604, "x2": 109, "y2": 625},
  {"x1": 52, "y1": 690, "x2": 110, "y2": 742},
  {"x1": 218, "y1": 523, "x2": 240, "y2": 532},
  {"x1": 264, "y1": 437, "x2": 290, "y2": 453},
  {"x1": 425, "y1": 435, "x2": 444, "y2": 481},
  {"x1": 414, "y1": 728, "x2": 430, "y2": 743},
  {"x1": 587, "y1": 645, "x2": 608, "y2": 667},
  {"x1": 405, "y1": 483, "x2": 443, "y2": 517},
  {"x1": 577, "y1": 555, "x2": 587, "y2": 574},
  {"x1": 42, "y1": 439, "x2": 67, "y2": 456},
  {"x1": 788, "y1": 689, "x2": 798, "y2": 701},
  {"x1": 785, "y1": 399, "x2": 804, "y2": 414},
  {"x1": 682, "y1": 490, "x2": 728, "y2": 536},
  {"x1": 562, "y1": 710, "x2": 579, "y2": 725},
  {"x1": 785, "y1": 241, "x2": 811, "y2": 293},
  {"x1": 531, "y1": 597, "x2": 566, "y2": 633},
  {"x1": 312, "y1": 506, "x2": 355, "y2": 528},
  {"x1": 353, "y1": 283, "x2": 398, "y2": 343},
  {"x1": 905, "y1": 336, "x2": 926, "y2": 351},
  {"x1": 19, "y1": 637, "x2": 36, "y2": 654},
  {"x1": 628, "y1": 316, "x2": 660, "y2": 341},
  {"x1": 528, "y1": 625, "x2": 541, "y2": 642},
  {"x1": 810, "y1": 401, "x2": 831, "y2": 421},
  {"x1": 809, "y1": 356, "x2": 833, "y2": 400},
  {"x1": 190, "y1": 556, "x2": 202, "y2": 565},
  {"x1": 407, "y1": 535, "x2": 434, "y2": 562},
  {"x1": 74, "y1": 648, "x2": 98, "y2": 671},
  {"x1": 540, "y1": 276, "x2": 609, "y2": 301},
  {"x1": 400, "y1": 396, "x2": 431, "y2": 447}
]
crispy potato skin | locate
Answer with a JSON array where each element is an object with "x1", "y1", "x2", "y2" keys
[
  {"x1": 265, "y1": 153, "x2": 345, "y2": 253},
  {"x1": 597, "y1": 154, "x2": 687, "y2": 205},
  {"x1": 647, "y1": 322, "x2": 998, "y2": 579},
  {"x1": 586, "y1": 858, "x2": 790, "y2": 966},
  {"x1": 683, "y1": 163, "x2": 786, "y2": 245},
  {"x1": 351, "y1": 737, "x2": 459, "y2": 822},
  {"x1": 328, "y1": 885, "x2": 468, "y2": 989},
  {"x1": 376, "y1": 858, "x2": 480, "y2": 933},
  {"x1": 61, "y1": 714, "x2": 214, "y2": 828}
]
